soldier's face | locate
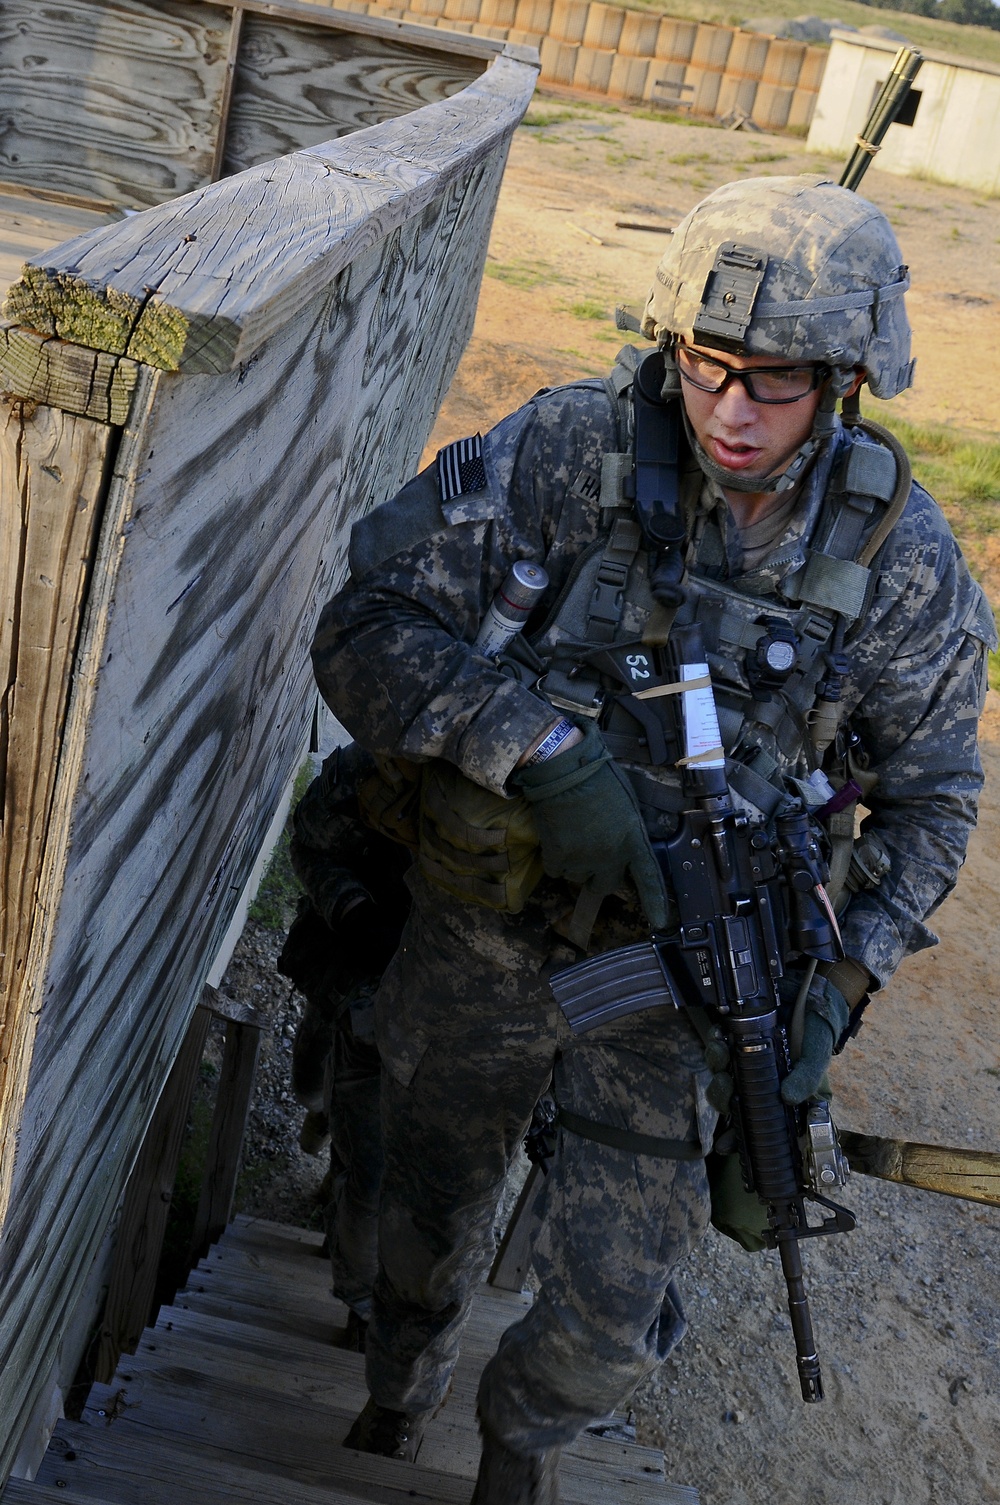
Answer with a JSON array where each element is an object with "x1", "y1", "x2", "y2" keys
[{"x1": 678, "y1": 341, "x2": 825, "y2": 485}]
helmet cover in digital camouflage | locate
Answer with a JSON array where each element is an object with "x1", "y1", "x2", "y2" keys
[{"x1": 641, "y1": 176, "x2": 914, "y2": 399}]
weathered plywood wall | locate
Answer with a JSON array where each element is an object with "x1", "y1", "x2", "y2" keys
[
  {"x1": 225, "y1": 9, "x2": 485, "y2": 170},
  {"x1": 0, "y1": 0, "x2": 492, "y2": 211},
  {"x1": 0, "y1": 46, "x2": 536, "y2": 1480},
  {"x1": 0, "y1": 0, "x2": 237, "y2": 208}
]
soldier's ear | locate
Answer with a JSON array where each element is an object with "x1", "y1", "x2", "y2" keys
[{"x1": 845, "y1": 368, "x2": 865, "y2": 399}]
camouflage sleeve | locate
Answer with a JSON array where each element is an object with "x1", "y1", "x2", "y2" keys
[
  {"x1": 311, "y1": 385, "x2": 615, "y2": 795},
  {"x1": 838, "y1": 486, "x2": 996, "y2": 987}
]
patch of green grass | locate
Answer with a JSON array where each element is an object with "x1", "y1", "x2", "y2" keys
[
  {"x1": 485, "y1": 257, "x2": 563, "y2": 291},
  {"x1": 866, "y1": 415, "x2": 1000, "y2": 680},
  {"x1": 568, "y1": 299, "x2": 609, "y2": 320},
  {"x1": 667, "y1": 150, "x2": 715, "y2": 165},
  {"x1": 247, "y1": 760, "x2": 315, "y2": 932},
  {"x1": 868, "y1": 413, "x2": 1000, "y2": 528},
  {"x1": 521, "y1": 107, "x2": 578, "y2": 128},
  {"x1": 746, "y1": 151, "x2": 788, "y2": 164},
  {"x1": 632, "y1": 107, "x2": 706, "y2": 127}
]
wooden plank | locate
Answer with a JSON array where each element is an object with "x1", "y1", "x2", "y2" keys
[
  {"x1": 0, "y1": 326, "x2": 140, "y2": 424},
  {"x1": 4, "y1": 50, "x2": 537, "y2": 371},
  {"x1": 234, "y1": 0, "x2": 502, "y2": 61},
  {"x1": 173, "y1": 1287, "x2": 347, "y2": 1345},
  {"x1": 0, "y1": 401, "x2": 114, "y2": 1213},
  {"x1": 184, "y1": 1257, "x2": 531, "y2": 1357},
  {"x1": 229, "y1": 1211, "x2": 325, "y2": 1247},
  {"x1": 151, "y1": 1304, "x2": 361, "y2": 1372},
  {"x1": 90, "y1": 1347, "x2": 365, "y2": 1425},
  {"x1": 93, "y1": 1004, "x2": 214, "y2": 1384},
  {"x1": 210, "y1": 5, "x2": 246, "y2": 183},
  {"x1": 105, "y1": 1337, "x2": 676, "y2": 1500},
  {"x1": 0, "y1": 1, "x2": 237, "y2": 210},
  {"x1": 0, "y1": 46, "x2": 530, "y2": 1485},
  {"x1": 188, "y1": 1017, "x2": 263, "y2": 1260},
  {"x1": 201, "y1": 982, "x2": 267, "y2": 1028},
  {"x1": 223, "y1": 10, "x2": 483, "y2": 175},
  {"x1": 76, "y1": 1361, "x2": 674, "y2": 1504},
  {"x1": 73, "y1": 1374, "x2": 476, "y2": 1502},
  {"x1": 2, "y1": 1483, "x2": 106, "y2": 1505},
  {"x1": 30, "y1": 1419, "x2": 459, "y2": 1505},
  {"x1": 0, "y1": 368, "x2": 162, "y2": 1481}
]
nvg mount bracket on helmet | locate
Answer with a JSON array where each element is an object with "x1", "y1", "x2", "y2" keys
[{"x1": 692, "y1": 242, "x2": 767, "y2": 355}]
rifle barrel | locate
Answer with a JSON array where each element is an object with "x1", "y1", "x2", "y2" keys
[{"x1": 839, "y1": 46, "x2": 923, "y2": 193}]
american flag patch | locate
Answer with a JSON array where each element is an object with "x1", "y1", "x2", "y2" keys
[{"x1": 437, "y1": 433, "x2": 487, "y2": 502}]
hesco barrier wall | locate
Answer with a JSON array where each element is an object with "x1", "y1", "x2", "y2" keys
[{"x1": 302, "y1": 0, "x2": 829, "y2": 128}]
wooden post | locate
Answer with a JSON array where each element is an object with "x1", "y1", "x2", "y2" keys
[
  {"x1": 188, "y1": 988, "x2": 266, "y2": 1264},
  {"x1": 93, "y1": 1003, "x2": 214, "y2": 1383}
]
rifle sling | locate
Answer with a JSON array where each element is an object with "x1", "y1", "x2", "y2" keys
[{"x1": 557, "y1": 1107, "x2": 703, "y2": 1160}]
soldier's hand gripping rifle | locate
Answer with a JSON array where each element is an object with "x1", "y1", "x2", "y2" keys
[{"x1": 551, "y1": 622, "x2": 856, "y2": 1403}]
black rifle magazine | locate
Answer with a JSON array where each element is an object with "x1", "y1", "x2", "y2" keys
[{"x1": 551, "y1": 941, "x2": 682, "y2": 1034}]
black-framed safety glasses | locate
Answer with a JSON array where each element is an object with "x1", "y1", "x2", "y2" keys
[{"x1": 676, "y1": 345, "x2": 831, "y2": 405}]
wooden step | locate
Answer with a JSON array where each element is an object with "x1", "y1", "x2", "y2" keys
[
  {"x1": 94, "y1": 1320, "x2": 673, "y2": 1491},
  {"x1": 2, "y1": 1219, "x2": 699, "y2": 1505}
]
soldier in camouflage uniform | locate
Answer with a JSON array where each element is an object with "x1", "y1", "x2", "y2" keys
[
  {"x1": 311, "y1": 178, "x2": 995, "y2": 1500},
  {"x1": 280, "y1": 744, "x2": 412, "y2": 1340}
]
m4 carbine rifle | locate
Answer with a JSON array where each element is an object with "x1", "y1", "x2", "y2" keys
[{"x1": 552, "y1": 622, "x2": 856, "y2": 1403}]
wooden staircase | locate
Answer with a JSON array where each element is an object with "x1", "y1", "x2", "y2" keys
[{"x1": 2, "y1": 1217, "x2": 699, "y2": 1505}]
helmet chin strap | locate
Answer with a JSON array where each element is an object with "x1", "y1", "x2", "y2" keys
[{"x1": 675, "y1": 368, "x2": 853, "y2": 497}]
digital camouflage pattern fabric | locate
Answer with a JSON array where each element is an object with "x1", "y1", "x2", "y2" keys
[
  {"x1": 311, "y1": 349, "x2": 993, "y2": 1451},
  {"x1": 641, "y1": 176, "x2": 914, "y2": 398}
]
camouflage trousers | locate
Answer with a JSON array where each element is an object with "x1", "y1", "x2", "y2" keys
[
  {"x1": 367, "y1": 873, "x2": 716, "y2": 1450},
  {"x1": 322, "y1": 1007, "x2": 383, "y2": 1319}
]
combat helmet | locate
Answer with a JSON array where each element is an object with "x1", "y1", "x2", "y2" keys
[
  {"x1": 641, "y1": 175, "x2": 913, "y2": 491},
  {"x1": 643, "y1": 175, "x2": 913, "y2": 398}
]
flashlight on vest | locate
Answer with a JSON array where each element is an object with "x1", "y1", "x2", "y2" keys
[{"x1": 474, "y1": 561, "x2": 549, "y2": 660}]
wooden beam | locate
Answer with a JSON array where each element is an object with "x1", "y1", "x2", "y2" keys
[
  {"x1": 3, "y1": 51, "x2": 538, "y2": 373},
  {"x1": 93, "y1": 1004, "x2": 214, "y2": 1385},
  {"x1": 0, "y1": 400, "x2": 115, "y2": 1204},
  {"x1": 210, "y1": 7, "x2": 246, "y2": 184},
  {"x1": 839, "y1": 1131, "x2": 1000, "y2": 1207},
  {"x1": 188, "y1": 1016, "x2": 263, "y2": 1262},
  {"x1": 232, "y1": 0, "x2": 503, "y2": 61},
  {"x1": 201, "y1": 982, "x2": 267, "y2": 1030},
  {"x1": 0, "y1": 325, "x2": 140, "y2": 424}
]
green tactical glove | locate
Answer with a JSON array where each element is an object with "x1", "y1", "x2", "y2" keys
[
  {"x1": 703, "y1": 1034, "x2": 734, "y2": 1114},
  {"x1": 513, "y1": 720, "x2": 669, "y2": 930},
  {"x1": 781, "y1": 976, "x2": 850, "y2": 1106}
]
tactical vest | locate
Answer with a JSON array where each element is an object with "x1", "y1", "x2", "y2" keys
[{"x1": 388, "y1": 350, "x2": 906, "y2": 915}]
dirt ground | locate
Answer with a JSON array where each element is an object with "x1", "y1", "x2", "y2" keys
[{"x1": 230, "y1": 101, "x2": 999, "y2": 1505}]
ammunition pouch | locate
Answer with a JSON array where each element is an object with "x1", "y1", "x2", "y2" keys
[
  {"x1": 706, "y1": 1150, "x2": 771, "y2": 1253},
  {"x1": 357, "y1": 756, "x2": 421, "y2": 851},
  {"x1": 417, "y1": 761, "x2": 543, "y2": 913}
]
